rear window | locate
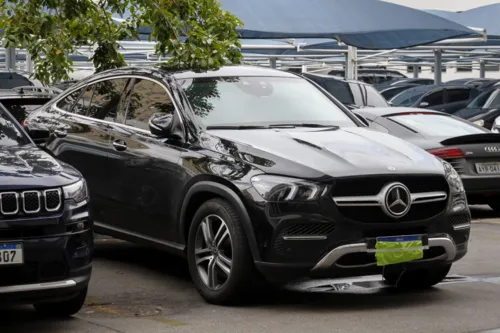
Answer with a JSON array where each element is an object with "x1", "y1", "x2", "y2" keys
[
  {"x1": 0, "y1": 73, "x2": 33, "y2": 89},
  {"x1": 388, "y1": 114, "x2": 485, "y2": 137}
]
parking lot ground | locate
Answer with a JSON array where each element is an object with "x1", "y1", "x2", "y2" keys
[{"x1": 3, "y1": 206, "x2": 500, "y2": 333}]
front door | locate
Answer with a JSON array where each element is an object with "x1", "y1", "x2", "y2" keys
[{"x1": 105, "y1": 77, "x2": 185, "y2": 243}]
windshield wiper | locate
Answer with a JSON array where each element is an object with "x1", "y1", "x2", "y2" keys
[
  {"x1": 206, "y1": 125, "x2": 269, "y2": 130},
  {"x1": 268, "y1": 123, "x2": 339, "y2": 129}
]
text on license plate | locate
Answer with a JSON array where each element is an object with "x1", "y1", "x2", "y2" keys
[
  {"x1": 476, "y1": 162, "x2": 500, "y2": 174},
  {"x1": 0, "y1": 243, "x2": 24, "y2": 265}
]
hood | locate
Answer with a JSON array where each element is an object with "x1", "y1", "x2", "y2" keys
[
  {"x1": 0, "y1": 146, "x2": 81, "y2": 190},
  {"x1": 204, "y1": 127, "x2": 445, "y2": 179}
]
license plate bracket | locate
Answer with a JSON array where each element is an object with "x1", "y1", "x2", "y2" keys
[
  {"x1": 476, "y1": 162, "x2": 500, "y2": 174},
  {"x1": 0, "y1": 243, "x2": 24, "y2": 265}
]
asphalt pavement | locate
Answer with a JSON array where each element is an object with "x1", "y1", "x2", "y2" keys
[{"x1": 3, "y1": 206, "x2": 500, "y2": 333}]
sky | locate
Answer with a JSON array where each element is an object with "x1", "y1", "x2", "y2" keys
[{"x1": 383, "y1": 0, "x2": 500, "y2": 11}]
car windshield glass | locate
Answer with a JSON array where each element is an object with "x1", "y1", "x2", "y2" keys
[
  {"x1": 178, "y1": 76, "x2": 357, "y2": 128},
  {"x1": 483, "y1": 90, "x2": 500, "y2": 109},
  {"x1": 390, "y1": 89, "x2": 426, "y2": 107},
  {"x1": 352, "y1": 83, "x2": 389, "y2": 107},
  {"x1": 389, "y1": 114, "x2": 485, "y2": 137},
  {"x1": 0, "y1": 103, "x2": 29, "y2": 147},
  {"x1": 1, "y1": 98, "x2": 50, "y2": 123},
  {"x1": 467, "y1": 90, "x2": 495, "y2": 109},
  {"x1": 321, "y1": 79, "x2": 354, "y2": 105}
]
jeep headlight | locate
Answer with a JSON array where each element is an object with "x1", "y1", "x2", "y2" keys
[
  {"x1": 251, "y1": 175, "x2": 326, "y2": 202},
  {"x1": 440, "y1": 159, "x2": 467, "y2": 212},
  {"x1": 63, "y1": 180, "x2": 88, "y2": 203}
]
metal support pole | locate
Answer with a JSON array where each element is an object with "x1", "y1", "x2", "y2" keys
[
  {"x1": 346, "y1": 46, "x2": 357, "y2": 80},
  {"x1": 5, "y1": 47, "x2": 16, "y2": 70},
  {"x1": 269, "y1": 58, "x2": 277, "y2": 69},
  {"x1": 25, "y1": 52, "x2": 34, "y2": 74},
  {"x1": 413, "y1": 65, "x2": 419, "y2": 78},
  {"x1": 434, "y1": 49, "x2": 442, "y2": 84},
  {"x1": 479, "y1": 60, "x2": 486, "y2": 78}
]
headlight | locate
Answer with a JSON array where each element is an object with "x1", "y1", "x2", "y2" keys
[
  {"x1": 63, "y1": 180, "x2": 88, "y2": 203},
  {"x1": 251, "y1": 175, "x2": 325, "y2": 202},
  {"x1": 440, "y1": 159, "x2": 467, "y2": 212},
  {"x1": 473, "y1": 119, "x2": 485, "y2": 127}
]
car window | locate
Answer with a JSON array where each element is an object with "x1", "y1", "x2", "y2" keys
[
  {"x1": 1, "y1": 98, "x2": 52, "y2": 123},
  {"x1": 484, "y1": 90, "x2": 500, "y2": 109},
  {"x1": 87, "y1": 79, "x2": 128, "y2": 121},
  {"x1": 354, "y1": 84, "x2": 389, "y2": 107},
  {"x1": 56, "y1": 88, "x2": 85, "y2": 112},
  {"x1": 389, "y1": 114, "x2": 485, "y2": 137},
  {"x1": 467, "y1": 90, "x2": 495, "y2": 109},
  {"x1": 179, "y1": 76, "x2": 357, "y2": 128},
  {"x1": 447, "y1": 89, "x2": 471, "y2": 103},
  {"x1": 0, "y1": 103, "x2": 29, "y2": 146},
  {"x1": 390, "y1": 89, "x2": 426, "y2": 107},
  {"x1": 422, "y1": 91, "x2": 444, "y2": 106},
  {"x1": 72, "y1": 85, "x2": 94, "y2": 115},
  {"x1": 321, "y1": 79, "x2": 355, "y2": 105},
  {"x1": 0, "y1": 73, "x2": 33, "y2": 89},
  {"x1": 125, "y1": 78, "x2": 175, "y2": 130}
]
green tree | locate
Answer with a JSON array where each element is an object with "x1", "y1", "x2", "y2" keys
[{"x1": 0, "y1": 0, "x2": 243, "y2": 84}]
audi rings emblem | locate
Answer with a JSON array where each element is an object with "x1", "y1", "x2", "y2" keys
[
  {"x1": 485, "y1": 146, "x2": 500, "y2": 153},
  {"x1": 382, "y1": 183, "x2": 412, "y2": 218}
]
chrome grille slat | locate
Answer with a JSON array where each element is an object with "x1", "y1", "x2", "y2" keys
[{"x1": 22, "y1": 191, "x2": 41, "y2": 214}]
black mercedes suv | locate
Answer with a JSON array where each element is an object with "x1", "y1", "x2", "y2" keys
[
  {"x1": 25, "y1": 65, "x2": 470, "y2": 305},
  {"x1": 0, "y1": 103, "x2": 92, "y2": 316}
]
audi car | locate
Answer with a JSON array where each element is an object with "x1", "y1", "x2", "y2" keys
[
  {"x1": 25, "y1": 65, "x2": 470, "y2": 305},
  {"x1": 356, "y1": 107, "x2": 500, "y2": 211},
  {"x1": 0, "y1": 103, "x2": 92, "y2": 316}
]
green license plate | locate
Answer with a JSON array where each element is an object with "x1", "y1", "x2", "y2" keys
[{"x1": 372, "y1": 235, "x2": 427, "y2": 267}]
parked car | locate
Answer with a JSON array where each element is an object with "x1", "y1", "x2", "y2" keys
[
  {"x1": 26, "y1": 65, "x2": 469, "y2": 305},
  {"x1": 377, "y1": 78, "x2": 434, "y2": 92},
  {"x1": 453, "y1": 88, "x2": 500, "y2": 130},
  {"x1": 445, "y1": 78, "x2": 500, "y2": 92},
  {"x1": 0, "y1": 86, "x2": 61, "y2": 124},
  {"x1": 328, "y1": 68, "x2": 407, "y2": 88},
  {"x1": 0, "y1": 70, "x2": 45, "y2": 89},
  {"x1": 389, "y1": 85, "x2": 479, "y2": 114},
  {"x1": 0, "y1": 103, "x2": 92, "y2": 316},
  {"x1": 380, "y1": 83, "x2": 420, "y2": 100},
  {"x1": 301, "y1": 73, "x2": 389, "y2": 109},
  {"x1": 356, "y1": 107, "x2": 500, "y2": 211}
]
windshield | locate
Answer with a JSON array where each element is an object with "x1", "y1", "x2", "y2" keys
[
  {"x1": 389, "y1": 114, "x2": 485, "y2": 137},
  {"x1": 467, "y1": 90, "x2": 495, "y2": 109},
  {"x1": 0, "y1": 103, "x2": 30, "y2": 147},
  {"x1": 178, "y1": 76, "x2": 357, "y2": 128},
  {"x1": 390, "y1": 89, "x2": 426, "y2": 107},
  {"x1": 483, "y1": 90, "x2": 500, "y2": 109},
  {"x1": 350, "y1": 83, "x2": 389, "y2": 107}
]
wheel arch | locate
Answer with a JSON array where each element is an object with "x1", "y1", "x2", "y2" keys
[{"x1": 179, "y1": 181, "x2": 261, "y2": 261}]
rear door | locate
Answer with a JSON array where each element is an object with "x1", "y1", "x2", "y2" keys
[
  {"x1": 444, "y1": 88, "x2": 474, "y2": 114},
  {"x1": 104, "y1": 77, "x2": 185, "y2": 242}
]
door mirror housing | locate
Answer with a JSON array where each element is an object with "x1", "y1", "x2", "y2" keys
[
  {"x1": 148, "y1": 113, "x2": 183, "y2": 141},
  {"x1": 419, "y1": 101, "x2": 430, "y2": 108},
  {"x1": 26, "y1": 126, "x2": 51, "y2": 145}
]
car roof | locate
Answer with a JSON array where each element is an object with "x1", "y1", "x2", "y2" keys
[
  {"x1": 399, "y1": 84, "x2": 472, "y2": 94},
  {"x1": 301, "y1": 72, "x2": 370, "y2": 85},
  {"x1": 357, "y1": 107, "x2": 449, "y2": 118},
  {"x1": 381, "y1": 84, "x2": 420, "y2": 92}
]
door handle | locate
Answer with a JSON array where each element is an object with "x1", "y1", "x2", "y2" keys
[
  {"x1": 112, "y1": 140, "x2": 127, "y2": 151},
  {"x1": 53, "y1": 129, "x2": 67, "y2": 138}
]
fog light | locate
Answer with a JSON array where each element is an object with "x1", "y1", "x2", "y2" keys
[{"x1": 76, "y1": 222, "x2": 85, "y2": 231}]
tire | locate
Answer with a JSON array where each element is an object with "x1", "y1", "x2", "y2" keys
[
  {"x1": 383, "y1": 264, "x2": 451, "y2": 289},
  {"x1": 34, "y1": 287, "x2": 87, "y2": 317},
  {"x1": 187, "y1": 198, "x2": 263, "y2": 305}
]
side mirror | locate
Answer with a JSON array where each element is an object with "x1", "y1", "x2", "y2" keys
[
  {"x1": 26, "y1": 127, "x2": 51, "y2": 145},
  {"x1": 149, "y1": 113, "x2": 174, "y2": 137},
  {"x1": 419, "y1": 101, "x2": 430, "y2": 108},
  {"x1": 354, "y1": 113, "x2": 370, "y2": 127},
  {"x1": 492, "y1": 116, "x2": 500, "y2": 133}
]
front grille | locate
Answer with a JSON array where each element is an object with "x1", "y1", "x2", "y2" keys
[
  {"x1": 331, "y1": 175, "x2": 448, "y2": 197},
  {"x1": 0, "y1": 188, "x2": 62, "y2": 218}
]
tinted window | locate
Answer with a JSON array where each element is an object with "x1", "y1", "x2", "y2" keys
[
  {"x1": 390, "y1": 90, "x2": 426, "y2": 107},
  {"x1": 467, "y1": 90, "x2": 494, "y2": 109},
  {"x1": 354, "y1": 84, "x2": 389, "y2": 107},
  {"x1": 87, "y1": 79, "x2": 127, "y2": 121},
  {"x1": 422, "y1": 91, "x2": 444, "y2": 106},
  {"x1": 72, "y1": 85, "x2": 94, "y2": 115},
  {"x1": 1, "y1": 98, "x2": 51, "y2": 123},
  {"x1": 0, "y1": 104, "x2": 29, "y2": 146},
  {"x1": 389, "y1": 114, "x2": 484, "y2": 137},
  {"x1": 0, "y1": 73, "x2": 33, "y2": 89},
  {"x1": 56, "y1": 88, "x2": 84, "y2": 112},
  {"x1": 447, "y1": 89, "x2": 471, "y2": 103},
  {"x1": 321, "y1": 79, "x2": 354, "y2": 105},
  {"x1": 179, "y1": 76, "x2": 356, "y2": 127},
  {"x1": 125, "y1": 79, "x2": 175, "y2": 130},
  {"x1": 382, "y1": 86, "x2": 411, "y2": 100},
  {"x1": 484, "y1": 90, "x2": 500, "y2": 109}
]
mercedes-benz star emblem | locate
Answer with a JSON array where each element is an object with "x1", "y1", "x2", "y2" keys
[{"x1": 382, "y1": 183, "x2": 411, "y2": 218}]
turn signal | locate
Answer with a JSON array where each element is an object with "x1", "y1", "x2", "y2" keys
[{"x1": 428, "y1": 147, "x2": 464, "y2": 159}]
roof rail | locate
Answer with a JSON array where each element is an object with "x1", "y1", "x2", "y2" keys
[{"x1": 12, "y1": 86, "x2": 63, "y2": 95}]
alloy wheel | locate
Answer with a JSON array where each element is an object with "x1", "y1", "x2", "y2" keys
[{"x1": 194, "y1": 214, "x2": 233, "y2": 290}]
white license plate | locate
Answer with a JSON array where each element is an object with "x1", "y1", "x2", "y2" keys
[
  {"x1": 476, "y1": 162, "x2": 500, "y2": 174},
  {"x1": 0, "y1": 243, "x2": 23, "y2": 265}
]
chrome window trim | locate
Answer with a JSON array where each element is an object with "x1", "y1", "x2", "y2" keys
[
  {"x1": 52, "y1": 74, "x2": 186, "y2": 138},
  {"x1": 0, "y1": 192, "x2": 19, "y2": 215},
  {"x1": 44, "y1": 189, "x2": 62, "y2": 212},
  {"x1": 21, "y1": 191, "x2": 41, "y2": 214}
]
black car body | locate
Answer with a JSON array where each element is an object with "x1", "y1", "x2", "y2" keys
[
  {"x1": 301, "y1": 73, "x2": 389, "y2": 109},
  {"x1": 0, "y1": 103, "x2": 92, "y2": 316},
  {"x1": 26, "y1": 65, "x2": 469, "y2": 304},
  {"x1": 380, "y1": 83, "x2": 420, "y2": 100},
  {"x1": 356, "y1": 107, "x2": 500, "y2": 210},
  {"x1": 453, "y1": 88, "x2": 500, "y2": 129},
  {"x1": 0, "y1": 86, "x2": 60, "y2": 124},
  {"x1": 390, "y1": 84, "x2": 479, "y2": 114}
]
